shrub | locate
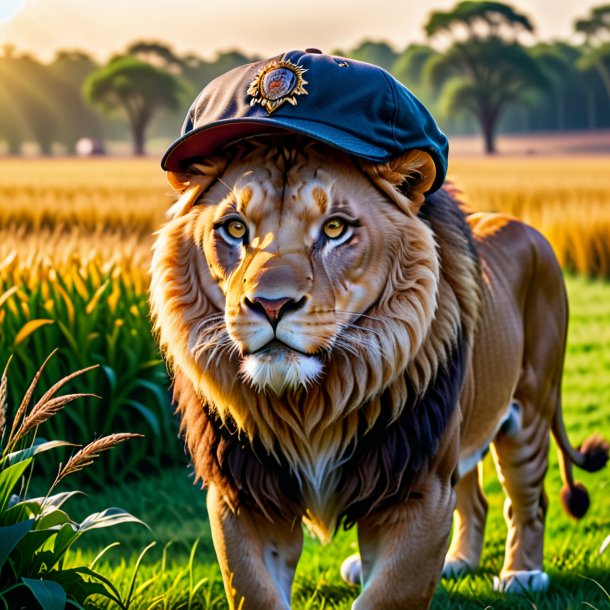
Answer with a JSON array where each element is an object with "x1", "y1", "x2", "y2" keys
[{"x1": 0, "y1": 354, "x2": 148, "y2": 609}]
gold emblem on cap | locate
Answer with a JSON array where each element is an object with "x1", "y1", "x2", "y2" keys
[{"x1": 247, "y1": 58, "x2": 308, "y2": 114}]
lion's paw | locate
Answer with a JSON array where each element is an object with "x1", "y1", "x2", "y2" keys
[
  {"x1": 442, "y1": 558, "x2": 472, "y2": 579},
  {"x1": 493, "y1": 570, "x2": 550, "y2": 593},
  {"x1": 340, "y1": 554, "x2": 361, "y2": 585}
]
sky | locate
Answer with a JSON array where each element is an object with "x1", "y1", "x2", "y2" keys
[{"x1": 0, "y1": 0, "x2": 600, "y2": 62}]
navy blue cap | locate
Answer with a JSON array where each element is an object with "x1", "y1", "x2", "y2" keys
[{"x1": 162, "y1": 49, "x2": 448, "y2": 193}]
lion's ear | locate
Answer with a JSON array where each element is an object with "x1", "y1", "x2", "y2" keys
[
  {"x1": 165, "y1": 157, "x2": 229, "y2": 218},
  {"x1": 364, "y1": 149, "x2": 437, "y2": 214}
]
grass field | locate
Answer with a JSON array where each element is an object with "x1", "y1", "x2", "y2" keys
[
  {"x1": 44, "y1": 274, "x2": 607, "y2": 610},
  {"x1": 1, "y1": 156, "x2": 610, "y2": 609}
]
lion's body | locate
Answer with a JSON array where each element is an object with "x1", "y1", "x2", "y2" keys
[{"x1": 150, "y1": 138, "x2": 606, "y2": 609}]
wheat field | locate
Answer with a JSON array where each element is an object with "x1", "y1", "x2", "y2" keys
[{"x1": 2, "y1": 156, "x2": 609, "y2": 278}]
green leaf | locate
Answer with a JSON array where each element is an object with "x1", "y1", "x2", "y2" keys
[
  {"x1": 45, "y1": 568, "x2": 109, "y2": 606},
  {"x1": 51, "y1": 523, "x2": 80, "y2": 567},
  {"x1": 29, "y1": 491, "x2": 84, "y2": 512},
  {"x1": 78, "y1": 507, "x2": 149, "y2": 532},
  {"x1": 1, "y1": 499, "x2": 44, "y2": 525},
  {"x1": 69, "y1": 566, "x2": 124, "y2": 606},
  {"x1": 138, "y1": 359, "x2": 163, "y2": 371},
  {"x1": 124, "y1": 400, "x2": 160, "y2": 436},
  {"x1": 136, "y1": 379, "x2": 170, "y2": 411},
  {"x1": 22, "y1": 577, "x2": 67, "y2": 610},
  {"x1": 37, "y1": 508, "x2": 74, "y2": 530},
  {"x1": 14, "y1": 529, "x2": 58, "y2": 563},
  {"x1": 0, "y1": 519, "x2": 34, "y2": 571},
  {"x1": 0, "y1": 458, "x2": 32, "y2": 513},
  {"x1": 3, "y1": 440, "x2": 77, "y2": 467},
  {"x1": 100, "y1": 365, "x2": 117, "y2": 393}
]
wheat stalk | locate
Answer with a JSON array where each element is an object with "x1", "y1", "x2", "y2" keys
[
  {"x1": 52, "y1": 433, "x2": 143, "y2": 489},
  {"x1": 6, "y1": 350, "x2": 58, "y2": 449},
  {"x1": 16, "y1": 393, "x2": 100, "y2": 442},
  {"x1": 0, "y1": 356, "x2": 10, "y2": 438},
  {"x1": 10, "y1": 364, "x2": 100, "y2": 448},
  {"x1": 28, "y1": 364, "x2": 98, "y2": 419}
]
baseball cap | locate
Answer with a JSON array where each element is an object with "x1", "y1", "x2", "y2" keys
[{"x1": 162, "y1": 49, "x2": 448, "y2": 193}]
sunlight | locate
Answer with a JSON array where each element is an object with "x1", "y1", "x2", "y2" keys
[{"x1": 0, "y1": 0, "x2": 25, "y2": 23}]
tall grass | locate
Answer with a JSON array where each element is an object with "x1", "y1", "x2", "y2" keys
[
  {"x1": 449, "y1": 156, "x2": 610, "y2": 277},
  {"x1": 0, "y1": 250, "x2": 181, "y2": 486}
]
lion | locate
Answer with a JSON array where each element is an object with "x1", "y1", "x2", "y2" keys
[{"x1": 150, "y1": 134, "x2": 608, "y2": 609}]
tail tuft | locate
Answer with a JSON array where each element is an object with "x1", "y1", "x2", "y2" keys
[
  {"x1": 578, "y1": 434, "x2": 609, "y2": 472},
  {"x1": 560, "y1": 483, "x2": 590, "y2": 519}
]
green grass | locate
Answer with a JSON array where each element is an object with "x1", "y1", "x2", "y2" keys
[{"x1": 41, "y1": 274, "x2": 610, "y2": 608}]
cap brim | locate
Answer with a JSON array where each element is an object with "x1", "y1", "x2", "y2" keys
[{"x1": 161, "y1": 117, "x2": 392, "y2": 171}]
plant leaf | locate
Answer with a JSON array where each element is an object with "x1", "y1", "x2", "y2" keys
[
  {"x1": 2, "y1": 499, "x2": 44, "y2": 525},
  {"x1": 45, "y1": 568, "x2": 110, "y2": 606},
  {"x1": 0, "y1": 285, "x2": 19, "y2": 309},
  {"x1": 22, "y1": 577, "x2": 67, "y2": 610},
  {"x1": 37, "y1": 507, "x2": 75, "y2": 531},
  {"x1": 70, "y1": 565, "x2": 124, "y2": 606},
  {"x1": 13, "y1": 319, "x2": 55, "y2": 347},
  {"x1": 29, "y1": 491, "x2": 84, "y2": 511},
  {"x1": 0, "y1": 519, "x2": 34, "y2": 571},
  {"x1": 15, "y1": 529, "x2": 58, "y2": 561},
  {"x1": 101, "y1": 365, "x2": 117, "y2": 393},
  {"x1": 0, "y1": 457, "x2": 32, "y2": 512},
  {"x1": 51, "y1": 523, "x2": 80, "y2": 567},
  {"x1": 3, "y1": 440, "x2": 78, "y2": 467},
  {"x1": 78, "y1": 507, "x2": 149, "y2": 532},
  {"x1": 124, "y1": 400, "x2": 160, "y2": 436}
]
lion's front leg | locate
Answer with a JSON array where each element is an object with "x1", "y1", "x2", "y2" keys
[
  {"x1": 206, "y1": 484, "x2": 303, "y2": 610},
  {"x1": 352, "y1": 424, "x2": 459, "y2": 610},
  {"x1": 353, "y1": 475, "x2": 455, "y2": 609}
]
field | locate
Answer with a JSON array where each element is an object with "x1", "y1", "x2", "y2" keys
[{"x1": 1, "y1": 156, "x2": 610, "y2": 609}]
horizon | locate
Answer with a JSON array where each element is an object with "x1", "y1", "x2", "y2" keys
[{"x1": 0, "y1": 0, "x2": 601, "y2": 63}]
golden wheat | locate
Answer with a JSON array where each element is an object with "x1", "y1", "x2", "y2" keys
[
  {"x1": 1, "y1": 156, "x2": 609, "y2": 276},
  {"x1": 449, "y1": 156, "x2": 610, "y2": 277},
  {"x1": 0, "y1": 158, "x2": 169, "y2": 235},
  {"x1": 54, "y1": 432, "x2": 143, "y2": 486}
]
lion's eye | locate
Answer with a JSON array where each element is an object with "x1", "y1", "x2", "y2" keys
[
  {"x1": 323, "y1": 218, "x2": 346, "y2": 240},
  {"x1": 226, "y1": 220, "x2": 247, "y2": 240}
]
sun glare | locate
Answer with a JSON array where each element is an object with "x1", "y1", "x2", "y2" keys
[{"x1": 0, "y1": 0, "x2": 25, "y2": 23}]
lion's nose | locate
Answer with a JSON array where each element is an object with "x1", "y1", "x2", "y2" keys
[{"x1": 244, "y1": 295, "x2": 307, "y2": 328}]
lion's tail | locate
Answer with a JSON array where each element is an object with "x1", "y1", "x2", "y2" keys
[{"x1": 552, "y1": 404, "x2": 609, "y2": 519}]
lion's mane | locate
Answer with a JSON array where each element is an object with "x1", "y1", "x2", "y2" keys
[{"x1": 150, "y1": 141, "x2": 482, "y2": 538}]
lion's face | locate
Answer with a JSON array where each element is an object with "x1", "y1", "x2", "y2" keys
[
  {"x1": 192, "y1": 145, "x2": 411, "y2": 393},
  {"x1": 152, "y1": 137, "x2": 440, "y2": 411}
]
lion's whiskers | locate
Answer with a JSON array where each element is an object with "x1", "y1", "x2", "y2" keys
[{"x1": 334, "y1": 309, "x2": 407, "y2": 323}]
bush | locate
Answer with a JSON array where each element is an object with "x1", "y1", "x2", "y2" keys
[{"x1": 0, "y1": 354, "x2": 148, "y2": 609}]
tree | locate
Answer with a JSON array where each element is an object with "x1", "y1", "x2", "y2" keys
[
  {"x1": 0, "y1": 48, "x2": 64, "y2": 154},
  {"x1": 424, "y1": 1, "x2": 547, "y2": 153},
  {"x1": 393, "y1": 44, "x2": 436, "y2": 95},
  {"x1": 126, "y1": 40, "x2": 182, "y2": 73},
  {"x1": 576, "y1": 5, "x2": 610, "y2": 105},
  {"x1": 83, "y1": 58, "x2": 182, "y2": 156},
  {"x1": 49, "y1": 51, "x2": 104, "y2": 150},
  {"x1": 342, "y1": 40, "x2": 399, "y2": 71}
]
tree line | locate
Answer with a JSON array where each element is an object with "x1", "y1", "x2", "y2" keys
[{"x1": 0, "y1": 1, "x2": 609, "y2": 156}]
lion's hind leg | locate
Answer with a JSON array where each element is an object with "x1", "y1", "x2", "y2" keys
[{"x1": 491, "y1": 400, "x2": 551, "y2": 594}]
